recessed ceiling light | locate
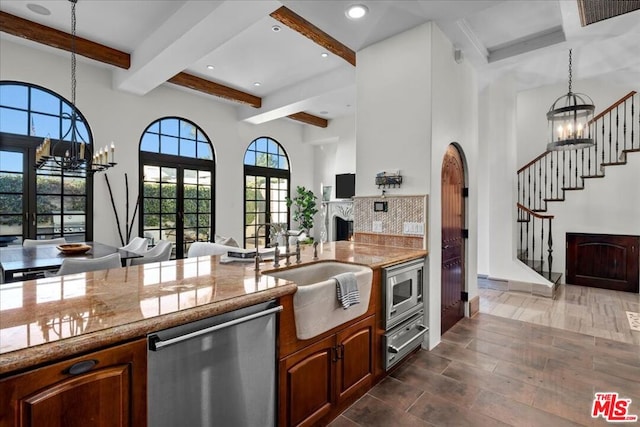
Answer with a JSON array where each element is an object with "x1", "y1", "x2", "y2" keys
[
  {"x1": 321, "y1": 52, "x2": 329, "y2": 58},
  {"x1": 26, "y1": 3, "x2": 51, "y2": 15},
  {"x1": 272, "y1": 25, "x2": 281, "y2": 32},
  {"x1": 206, "y1": 65, "x2": 215, "y2": 70},
  {"x1": 253, "y1": 82, "x2": 261, "y2": 87},
  {"x1": 345, "y1": 4, "x2": 368, "y2": 20},
  {"x1": 320, "y1": 111, "x2": 329, "y2": 115}
]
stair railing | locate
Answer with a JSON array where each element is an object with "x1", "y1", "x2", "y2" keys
[
  {"x1": 516, "y1": 90, "x2": 637, "y2": 281},
  {"x1": 517, "y1": 91, "x2": 638, "y2": 213},
  {"x1": 517, "y1": 203, "x2": 554, "y2": 281}
]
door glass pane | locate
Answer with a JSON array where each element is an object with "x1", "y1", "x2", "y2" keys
[{"x1": 0, "y1": 151, "x2": 23, "y2": 172}]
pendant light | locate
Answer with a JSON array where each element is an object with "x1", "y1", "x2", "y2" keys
[
  {"x1": 35, "y1": 0, "x2": 116, "y2": 174},
  {"x1": 546, "y1": 49, "x2": 595, "y2": 151}
]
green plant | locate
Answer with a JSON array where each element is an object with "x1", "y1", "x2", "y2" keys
[{"x1": 286, "y1": 186, "x2": 318, "y2": 234}]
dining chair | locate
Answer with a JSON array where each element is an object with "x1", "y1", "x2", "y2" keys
[
  {"x1": 129, "y1": 240, "x2": 172, "y2": 266},
  {"x1": 120, "y1": 236, "x2": 148, "y2": 254},
  {"x1": 23, "y1": 237, "x2": 67, "y2": 247},
  {"x1": 55, "y1": 253, "x2": 122, "y2": 276}
]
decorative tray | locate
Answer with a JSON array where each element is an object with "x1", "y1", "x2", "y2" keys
[{"x1": 56, "y1": 243, "x2": 91, "y2": 255}]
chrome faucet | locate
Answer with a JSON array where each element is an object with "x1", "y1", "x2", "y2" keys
[
  {"x1": 253, "y1": 223, "x2": 272, "y2": 271},
  {"x1": 274, "y1": 239, "x2": 301, "y2": 267}
]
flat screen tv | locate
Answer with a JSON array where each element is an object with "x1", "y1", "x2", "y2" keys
[{"x1": 335, "y1": 173, "x2": 355, "y2": 199}]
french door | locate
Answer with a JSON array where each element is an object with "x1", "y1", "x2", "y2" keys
[
  {"x1": 0, "y1": 135, "x2": 92, "y2": 245},
  {"x1": 141, "y1": 157, "x2": 213, "y2": 259},
  {"x1": 244, "y1": 168, "x2": 289, "y2": 249}
]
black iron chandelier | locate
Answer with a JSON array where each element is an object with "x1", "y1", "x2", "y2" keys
[
  {"x1": 35, "y1": 0, "x2": 116, "y2": 174},
  {"x1": 546, "y1": 49, "x2": 595, "y2": 151}
]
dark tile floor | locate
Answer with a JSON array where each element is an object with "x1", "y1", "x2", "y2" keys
[{"x1": 330, "y1": 312, "x2": 640, "y2": 426}]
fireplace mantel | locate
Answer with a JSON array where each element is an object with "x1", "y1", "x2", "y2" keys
[{"x1": 322, "y1": 201, "x2": 354, "y2": 241}]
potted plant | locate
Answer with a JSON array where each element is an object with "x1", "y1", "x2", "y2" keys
[{"x1": 286, "y1": 186, "x2": 318, "y2": 240}]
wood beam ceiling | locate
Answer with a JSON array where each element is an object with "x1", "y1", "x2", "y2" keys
[
  {"x1": 0, "y1": 11, "x2": 130, "y2": 69},
  {"x1": 0, "y1": 10, "x2": 329, "y2": 128},
  {"x1": 168, "y1": 72, "x2": 262, "y2": 108},
  {"x1": 287, "y1": 112, "x2": 328, "y2": 128},
  {"x1": 270, "y1": 6, "x2": 356, "y2": 67}
]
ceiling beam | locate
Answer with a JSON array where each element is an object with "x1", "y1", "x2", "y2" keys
[
  {"x1": 270, "y1": 6, "x2": 356, "y2": 67},
  {"x1": 168, "y1": 72, "x2": 262, "y2": 108},
  {"x1": 287, "y1": 112, "x2": 328, "y2": 128},
  {"x1": 0, "y1": 11, "x2": 130, "y2": 69}
]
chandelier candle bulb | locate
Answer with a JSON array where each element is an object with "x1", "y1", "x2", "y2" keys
[
  {"x1": 79, "y1": 142, "x2": 85, "y2": 160},
  {"x1": 111, "y1": 143, "x2": 115, "y2": 163}
]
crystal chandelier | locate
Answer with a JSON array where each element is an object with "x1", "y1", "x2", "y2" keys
[
  {"x1": 35, "y1": 0, "x2": 116, "y2": 174},
  {"x1": 546, "y1": 49, "x2": 595, "y2": 151}
]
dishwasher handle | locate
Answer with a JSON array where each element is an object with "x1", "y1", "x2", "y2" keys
[{"x1": 148, "y1": 305, "x2": 283, "y2": 351}]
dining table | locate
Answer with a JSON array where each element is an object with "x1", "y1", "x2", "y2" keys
[{"x1": 0, "y1": 241, "x2": 143, "y2": 283}]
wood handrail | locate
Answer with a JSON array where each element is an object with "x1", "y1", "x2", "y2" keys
[
  {"x1": 517, "y1": 151, "x2": 549, "y2": 174},
  {"x1": 590, "y1": 91, "x2": 637, "y2": 124},
  {"x1": 517, "y1": 203, "x2": 554, "y2": 219}
]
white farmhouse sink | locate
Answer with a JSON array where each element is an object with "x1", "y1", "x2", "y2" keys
[{"x1": 264, "y1": 262, "x2": 373, "y2": 340}]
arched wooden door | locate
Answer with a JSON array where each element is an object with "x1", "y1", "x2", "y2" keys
[{"x1": 441, "y1": 144, "x2": 466, "y2": 334}]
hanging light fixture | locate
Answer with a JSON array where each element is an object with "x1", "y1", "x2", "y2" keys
[
  {"x1": 546, "y1": 49, "x2": 595, "y2": 151},
  {"x1": 35, "y1": 0, "x2": 116, "y2": 174}
]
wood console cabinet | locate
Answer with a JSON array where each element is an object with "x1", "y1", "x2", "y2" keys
[
  {"x1": 278, "y1": 315, "x2": 375, "y2": 427},
  {"x1": 0, "y1": 339, "x2": 147, "y2": 427}
]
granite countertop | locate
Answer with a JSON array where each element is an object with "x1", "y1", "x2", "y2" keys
[{"x1": 0, "y1": 241, "x2": 426, "y2": 376}]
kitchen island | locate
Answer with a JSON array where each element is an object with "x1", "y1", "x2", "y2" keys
[
  {"x1": 0, "y1": 241, "x2": 426, "y2": 427},
  {"x1": 0, "y1": 241, "x2": 426, "y2": 376}
]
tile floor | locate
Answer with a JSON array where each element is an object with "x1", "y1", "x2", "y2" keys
[{"x1": 330, "y1": 281, "x2": 640, "y2": 426}]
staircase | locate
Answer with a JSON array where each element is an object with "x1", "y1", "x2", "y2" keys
[{"x1": 516, "y1": 90, "x2": 639, "y2": 283}]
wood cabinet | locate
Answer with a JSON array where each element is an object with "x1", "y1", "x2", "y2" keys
[
  {"x1": 278, "y1": 315, "x2": 375, "y2": 427},
  {"x1": 0, "y1": 339, "x2": 146, "y2": 427},
  {"x1": 567, "y1": 233, "x2": 639, "y2": 293}
]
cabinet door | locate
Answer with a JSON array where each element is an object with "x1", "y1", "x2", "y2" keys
[
  {"x1": 0, "y1": 339, "x2": 146, "y2": 427},
  {"x1": 279, "y1": 335, "x2": 335, "y2": 427},
  {"x1": 335, "y1": 315, "x2": 374, "y2": 403}
]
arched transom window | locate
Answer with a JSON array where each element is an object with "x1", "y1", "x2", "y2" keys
[
  {"x1": 243, "y1": 137, "x2": 290, "y2": 248},
  {"x1": 139, "y1": 117, "x2": 215, "y2": 259}
]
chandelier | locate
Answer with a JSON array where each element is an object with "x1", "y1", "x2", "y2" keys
[
  {"x1": 546, "y1": 49, "x2": 595, "y2": 151},
  {"x1": 35, "y1": 0, "x2": 116, "y2": 174}
]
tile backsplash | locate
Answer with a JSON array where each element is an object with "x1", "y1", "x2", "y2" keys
[{"x1": 353, "y1": 195, "x2": 427, "y2": 249}]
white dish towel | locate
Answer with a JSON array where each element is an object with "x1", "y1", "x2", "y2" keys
[{"x1": 334, "y1": 272, "x2": 360, "y2": 309}]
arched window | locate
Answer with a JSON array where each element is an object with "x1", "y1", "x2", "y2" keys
[
  {"x1": 0, "y1": 81, "x2": 93, "y2": 244},
  {"x1": 244, "y1": 137, "x2": 290, "y2": 248},
  {"x1": 139, "y1": 117, "x2": 215, "y2": 259}
]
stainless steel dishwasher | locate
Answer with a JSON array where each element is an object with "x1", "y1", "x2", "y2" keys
[{"x1": 147, "y1": 300, "x2": 282, "y2": 427}]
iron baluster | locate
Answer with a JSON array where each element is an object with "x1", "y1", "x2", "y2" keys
[
  {"x1": 556, "y1": 151, "x2": 560, "y2": 199},
  {"x1": 608, "y1": 112, "x2": 612, "y2": 163},
  {"x1": 562, "y1": 151, "x2": 567, "y2": 191},
  {"x1": 540, "y1": 216, "x2": 544, "y2": 273},
  {"x1": 615, "y1": 106, "x2": 619, "y2": 161},
  {"x1": 547, "y1": 217, "x2": 553, "y2": 281},
  {"x1": 544, "y1": 154, "x2": 548, "y2": 206},
  {"x1": 601, "y1": 119, "x2": 605, "y2": 168},
  {"x1": 527, "y1": 167, "x2": 531, "y2": 209},
  {"x1": 538, "y1": 160, "x2": 542, "y2": 209},
  {"x1": 549, "y1": 152, "x2": 554, "y2": 200},
  {"x1": 623, "y1": 101, "x2": 627, "y2": 152}
]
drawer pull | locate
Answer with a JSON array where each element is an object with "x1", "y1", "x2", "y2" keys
[{"x1": 67, "y1": 359, "x2": 98, "y2": 375}]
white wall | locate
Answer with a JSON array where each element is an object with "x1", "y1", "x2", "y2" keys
[
  {"x1": 356, "y1": 23, "x2": 432, "y2": 198},
  {"x1": 428, "y1": 24, "x2": 479, "y2": 348},
  {"x1": 478, "y1": 75, "x2": 552, "y2": 285},
  {"x1": 356, "y1": 22, "x2": 479, "y2": 349},
  {"x1": 308, "y1": 114, "x2": 356, "y2": 202},
  {"x1": 0, "y1": 39, "x2": 315, "y2": 247}
]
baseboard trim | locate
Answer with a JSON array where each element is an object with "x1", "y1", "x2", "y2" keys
[{"x1": 469, "y1": 296, "x2": 480, "y2": 317}]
